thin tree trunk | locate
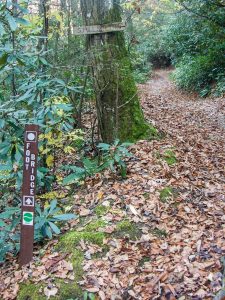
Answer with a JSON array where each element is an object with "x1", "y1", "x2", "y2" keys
[
  {"x1": 67, "y1": 0, "x2": 72, "y2": 46},
  {"x1": 11, "y1": 0, "x2": 18, "y2": 97},
  {"x1": 80, "y1": 0, "x2": 150, "y2": 143},
  {"x1": 38, "y1": 0, "x2": 49, "y2": 52}
]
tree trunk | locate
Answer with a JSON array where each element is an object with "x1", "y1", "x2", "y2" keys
[
  {"x1": 80, "y1": 0, "x2": 150, "y2": 143},
  {"x1": 11, "y1": 0, "x2": 18, "y2": 97}
]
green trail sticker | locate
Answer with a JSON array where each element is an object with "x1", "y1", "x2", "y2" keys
[{"x1": 23, "y1": 212, "x2": 34, "y2": 226}]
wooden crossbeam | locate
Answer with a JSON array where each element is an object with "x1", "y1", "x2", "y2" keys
[{"x1": 73, "y1": 22, "x2": 126, "y2": 35}]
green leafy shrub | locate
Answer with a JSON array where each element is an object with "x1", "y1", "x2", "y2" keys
[
  {"x1": 97, "y1": 139, "x2": 132, "y2": 178},
  {"x1": 62, "y1": 140, "x2": 132, "y2": 185},
  {"x1": 172, "y1": 53, "x2": 225, "y2": 96},
  {"x1": 0, "y1": 200, "x2": 75, "y2": 262},
  {"x1": 130, "y1": 49, "x2": 153, "y2": 83},
  {"x1": 0, "y1": 207, "x2": 20, "y2": 262},
  {"x1": 164, "y1": 7, "x2": 225, "y2": 96},
  {"x1": 128, "y1": 1, "x2": 225, "y2": 96},
  {"x1": 214, "y1": 74, "x2": 225, "y2": 96},
  {"x1": 35, "y1": 200, "x2": 76, "y2": 240},
  {"x1": 0, "y1": 2, "x2": 84, "y2": 199}
]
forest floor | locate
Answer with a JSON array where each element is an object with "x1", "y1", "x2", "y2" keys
[{"x1": 1, "y1": 69, "x2": 225, "y2": 300}]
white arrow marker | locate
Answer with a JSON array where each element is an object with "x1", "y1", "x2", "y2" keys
[
  {"x1": 23, "y1": 196, "x2": 34, "y2": 207},
  {"x1": 26, "y1": 198, "x2": 33, "y2": 205}
]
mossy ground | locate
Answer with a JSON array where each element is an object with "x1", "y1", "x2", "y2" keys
[
  {"x1": 59, "y1": 231, "x2": 105, "y2": 249},
  {"x1": 55, "y1": 221, "x2": 107, "y2": 298},
  {"x1": 115, "y1": 220, "x2": 141, "y2": 240},
  {"x1": 17, "y1": 197, "x2": 151, "y2": 300},
  {"x1": 138, "y1": 256, "x2": 151, "y2": 267},
  {"x1": 18, "y1": 219, "x2": 108, "y2": 300},
  {"x1": 17, "y1": 216, "x2": 162, "y2": 299},
  {"x1": 56, "y1": 278, "x2": 83, "y2": 300},
  {"x1": 160, "y1": 187, "x2": 179, "y2": 203},
  {"x1": 160, "y1": 187, "x2": 173, "y2": 203},
  {"x1": 18, "y1": 250, "x2": 84, "y2": 300},
  {"x1": 152, "y1": 228, "x2": 167, "y2": 238},
  {"x1": 17, "y1": 283, "x2": 45, "y2": 300},
  {"x1": 84, "y1": 219, "x2": 107, "y2": 231},
  {"x1": 162, "y1": 149, "x2": 177, "y2": 166},
  {"x1": 94, "y1": 205, "x2": 109, "y2": 217},
  {"x1": 18, "y1": 279, "x2": 83, "y2": 300}
]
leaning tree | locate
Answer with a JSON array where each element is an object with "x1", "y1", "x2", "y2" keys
[{"x1": 80, "y1": 0, "x2": 150, "y2": 143}]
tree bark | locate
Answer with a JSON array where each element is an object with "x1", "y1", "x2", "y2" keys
[
  {"x1": 11, "y1": 0, "x2": 18, "y2": 97},
  {"x1": 80, "y1": 0, "x2": 150, "y2": 143}
]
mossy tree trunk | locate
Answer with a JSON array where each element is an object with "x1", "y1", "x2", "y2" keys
[{"x1": 80, "y1": 0, "x2": 150, "y2": 143}]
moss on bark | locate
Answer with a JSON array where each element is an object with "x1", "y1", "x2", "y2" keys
[{"x1": 81, "y1": 0, "x2": 154, "y2": 143}]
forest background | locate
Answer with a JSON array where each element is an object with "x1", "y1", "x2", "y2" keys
[{"x1": 0, "y1": 0, "x2": 224, "y2": 298}]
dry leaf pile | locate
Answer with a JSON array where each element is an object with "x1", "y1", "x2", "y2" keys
[
  {"x1": 0, "y1": 69, "x2": 224, "y2": 300},
  {"x1": 0, "y1": 249, "x2": 74, "y2": 299}
]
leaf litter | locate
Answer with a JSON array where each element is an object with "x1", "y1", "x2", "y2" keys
[{"x1": 0, "y1": 69, "x2": 224, "y2": 299}]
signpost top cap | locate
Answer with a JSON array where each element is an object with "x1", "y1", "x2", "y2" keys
[{"x1": 26, "y1": 131, "x2": 37, "y2": 142}]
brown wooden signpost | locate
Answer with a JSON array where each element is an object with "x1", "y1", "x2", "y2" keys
[{"x1": 19, "y1": 124, "x2": 39, "y2": 266}]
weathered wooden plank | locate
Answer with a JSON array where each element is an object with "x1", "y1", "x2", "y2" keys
[{"x1": 73, "y1": 22, "x2": 126, "y2": 35}]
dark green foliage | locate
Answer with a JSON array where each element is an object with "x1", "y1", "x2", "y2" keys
[
  {"x1": 126, "y1": 4, "x2": 172, "y2": 72},
  {"x1": 35, "y1": 200, "x2": 76, "y2": 240},
  {"x1": 130, "y1": 49, "x2": 153, "y2": 83},
  {"x1": 97, "y1": 139, "x2": 132, "y2": 178},
  {"x1": 165, "y1": 5, "x2": 225, "y2": 96},
  {"x1": 129, "y1": 0, "x2": 225, "y2": 95},
  {"x1": 0, "y1": 2, "x2": 81, "y2": 197},
  {"x1": 0, "y1": 200, "x2": 76, "y2": 262},
  {"x1": 62, "y1": 140, "x2": 132, "y2": 185},
  {"x1": 0, "y1": 207, "x2": 20, "y2": 262}
]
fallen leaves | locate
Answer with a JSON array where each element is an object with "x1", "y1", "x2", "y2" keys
[
  {"x1": 0, "y1": 69, "x2": 225, "y2": 299},
  {"x1": 79, "y1": 207, "x2": 91, "y2": 216},
  {"x1": 0, "y1": 252, "x2": 74, "y2": 300},
  {"x1": 44, "y1": 286, "x2": 58, "y2": 299}
]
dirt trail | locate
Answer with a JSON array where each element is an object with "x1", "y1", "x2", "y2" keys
[
  {"x1": 1, "y1": 70, "x2": 225, "y2": 300},
  {"x1": 140, "y1": 69, "x2": 225, "y2": 193},
  {"x1": 142, "y1": 69, "x2": 225, "y2": 134}
]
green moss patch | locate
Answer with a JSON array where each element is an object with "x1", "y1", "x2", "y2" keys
[
  {"x1": 70, "y1": 249, "x2": 84, "y2": 277},
  {"x1": 94, "y1": 205, "x2": 109, "y2": 217},
  {"x1": 56, "y1": 278, "x2": 83, "y2": 300},
  {"x1": 53, "y1": 219, "x2": 107, "y2": 298},
  {"x1": 18, "y1": 250, "x2": 84, "y2": 300},
  {"x1": 54, "y1": 227, "x2": 106, "y2": 299},
  {"x1": 56, "y1": 249, "x2": 84, "y2": 299},
  {"x1": 84, "y1": 219, "x2": 107, "y2": 231},
  {"x1": 59, "y1": 231, "x2": 105, "y2": 250},
  {"x1": 143, "y1": 192, "x2": 150, "y2": 199},
  {"x1": 115, "y1": 220, "x2": 141, "y2": 240},
  {"x1": 17, "y1": 283, "x2": 45, "y2": 300},
  {"x1": 152, "y1": 228, "x2": 167, "y2": 238},
  {"x1": 160, "y1": 187, "x2": 174, "y2": 203},
  {"x1": 146, "y1": 125, "x2": 160, "y2": 141},
  {"x1": 162, "y1": 149, "x2": 177, "y2": 166},
  {"x1": 138, "y1": 256, "x2": 151, "y2": 267}
]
